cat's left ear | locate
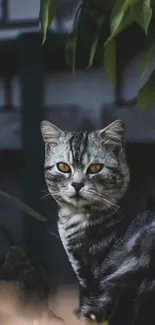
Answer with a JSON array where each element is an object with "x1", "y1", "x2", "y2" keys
[
  {"x1": 40, "y1": 120, "x2": 63, "y2": 144},
  {"x1": 99, "y1": 119, "x2": 125, "y2": 150}
]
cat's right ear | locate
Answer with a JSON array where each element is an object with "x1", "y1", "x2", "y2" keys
[{"x1": 40, "y1": 120, "x2": 62, "y2": 144}]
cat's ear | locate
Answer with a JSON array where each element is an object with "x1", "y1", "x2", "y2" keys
[
  {"x1": 40, "y1": 120, "x2": 62, "y2": 144},
  {"x1": 99, "y1": 120, "x2": 125, "y2": 149}
]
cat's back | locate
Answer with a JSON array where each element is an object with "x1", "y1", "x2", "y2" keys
[
  {"x1": 101, "y1": 208, "x2": 155, "y2": 288},
  {"x1": 124, "y1": 194, "x2": 155, "y2": 250},
  {"x1": 123, "y1": 209, "x2": 155, "y2": 253},
  {"x1": 105, "y1": 208, "x2": 155, "y2": 275}
]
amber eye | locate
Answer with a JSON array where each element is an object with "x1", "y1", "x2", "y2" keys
[
  {"x1": 57, "y1": 162, "x2": 71, "y2": 173},
  {"x1": 87, "y1": 164, "x2": 103, "y2": 174}
]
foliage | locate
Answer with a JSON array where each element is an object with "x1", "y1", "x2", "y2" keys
[
  {"x1": 137, "y1": 70, "x2": 155, "y2": 113},
  {"x1": 39, "y1": 0, "x2": 155, "y2": 113},
  {"x1": 0, "y1": 190, "x2": 46, "y2": 222},
  {"x1": 0, "y1": 190, "x2": 59, "y2": 239}
]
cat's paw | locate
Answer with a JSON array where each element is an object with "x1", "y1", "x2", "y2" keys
[{"x1": 77, "y1": 294, "x2": 115, "y2": 323}]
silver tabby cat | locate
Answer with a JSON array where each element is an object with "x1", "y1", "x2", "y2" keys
[{"x1": 41, "y1": 120, "x2": 155, "y2": 325}]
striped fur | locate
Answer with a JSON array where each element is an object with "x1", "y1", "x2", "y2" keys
[{"x1": 41, "y1": 120, "x2": 155, "y2": 325}]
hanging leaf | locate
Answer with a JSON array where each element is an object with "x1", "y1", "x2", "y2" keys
[
  {"x1": 39, "y1": 0, "x2": 58, "y2": 45},
  {"x1": 87, "y1": 37, "x2": 99, "y2": 69},
  {"x1": 65, "y1": 5, "x2": 82, "y2": 73},
  {"x1": 137, "y1": 70, "x2": 155, "y2": 114},
  {"x1": 87, "y1": 16, "x2": 105, "y2": 69},
  {"x1": 115, "y1": 9, "x2": 133, "y2": 34},
  {"x1": 48, "y1": 0, "x2": 58, "y2": 28},
  {"x1": 0, "y1": 190, "x2": 46, "y2": 222},
  {"x1": 140, "y1": 40, "x2": 155, "y2": 80},
  {"x1": 110, "y1": 1, "x2": 125, "y2": 37},
  {"x1": 104, "y1": 38, "x2": 116, "y2": 87},
  {"x1": 110, "y1": 0, "x2": 138, "y2": 38},
  {"x1": 130, "y1": 0, "x2": 152, "y2": 34},
  {"x1": 39, "y1": 0, "x2": 48, "y2": 44},
  {"x1": 105, "y1": 9, "x2": 133, "y2": 46}
]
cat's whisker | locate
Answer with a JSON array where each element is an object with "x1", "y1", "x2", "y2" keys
[
  {"x1": 40, "y1": 189, "x2": 48, "y2": 193},
  {"x1": 88, "y1": 189, "x2": 123, "y2": 215},
  {"x1": 88, "y1": 189, "x2": 116, "y2": 206},
  {"x1": 40, "y1": 193, "x2": 51, "y2": 200}
]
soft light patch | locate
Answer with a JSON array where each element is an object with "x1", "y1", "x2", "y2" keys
[{"x1": 90, "y1": 314, "x2": 96, "y2": 321}]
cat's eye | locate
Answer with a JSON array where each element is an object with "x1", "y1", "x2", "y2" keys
[
  {"x1": 87, "y1": 164, "x2": 103, "y2": 174},
  {"x1": 57, "y1": 162, "x2": 71, "y2": 173}
]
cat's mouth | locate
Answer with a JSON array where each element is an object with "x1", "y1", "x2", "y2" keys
[{"x1": 70, "y1": 193, "x2": 86, "y2": 201}]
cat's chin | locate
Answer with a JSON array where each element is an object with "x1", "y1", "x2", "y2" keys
[
  {"x1": 68, "y1": 198, "x2": 88, "y2": 208},
  {"x1": 62, "y1": 195, "x2": 90, "y2": 208}
]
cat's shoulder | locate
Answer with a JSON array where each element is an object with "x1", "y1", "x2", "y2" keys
[{"x1": 127, "y1": 194, "x2": 155, "y2": 231}]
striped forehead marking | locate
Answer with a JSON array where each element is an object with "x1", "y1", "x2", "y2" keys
[{"x1": 69, "y1": 131, "x2": 89, "y2": 164}]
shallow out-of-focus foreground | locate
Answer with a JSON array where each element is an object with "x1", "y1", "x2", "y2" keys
[{"x1": 0, "y1": 282, "x2": 83, "y2": 325}]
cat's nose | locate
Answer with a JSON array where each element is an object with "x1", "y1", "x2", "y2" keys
[{"x1": 72, "y1": 182, "x2": 84, "y2": 192}]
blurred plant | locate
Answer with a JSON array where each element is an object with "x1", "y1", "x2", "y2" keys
[
  {"x1": 0, "y1": 190, "x2": 59, "y2": 239},
  {"x1": 39, "y1": 0, "x2": 155, "y2": 113}
]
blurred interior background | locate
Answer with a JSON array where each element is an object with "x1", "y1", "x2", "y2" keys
[{"x1": 1, "y1": 0, "x2": 155, "y2": 286}]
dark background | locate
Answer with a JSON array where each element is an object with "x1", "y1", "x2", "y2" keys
[{"x1": 1, "y1": 1, "x2": 155, "y2": 287}]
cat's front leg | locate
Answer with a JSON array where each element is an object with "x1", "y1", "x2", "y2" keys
[{"x1": 76, "y1": 288, "x2": 116, "y2": 324}]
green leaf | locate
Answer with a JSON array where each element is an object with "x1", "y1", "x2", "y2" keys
[
  {"x1": 130, "y1": 0, "x2": 152, "y2": 34},
  {"x1": 115, "y1": 9, "x2": 133, "y2": 34},
  {"x1": 0, "y1": 190, "x2": 46, "y2": 222},
  {"x1": 137, "y1": 70, "x2": 155, "y2": 113},
  {"x1": 39, "y1": 0, "x2": 58, "y2": 45},
  {"x1": 87, "y1": 16, "x2": 105, "y2": 69},
  {"x1": 39, "y1": 0, "x2": 48, "y2": 44},
  {"x1": 104, "y1": 38, "x2": 116, "y2": 87},
  {"x1": 48, "y1": 0, "x2": 57, "y2": 28},
  {"x1": 65, "y1": 5, "x2": 81, "y2": 73},
  {"x1": 100, "y1": 321, "x2": 109, "y2": 325},
  {"x1": 140, "y1": 41, "x2": 155, "y2": 80},
  {"x1": 87, "y1": 38, "x2": 99, "y2": 69},
  {"x1": 105, "y1": 9, "x2": 133, "y2": 47},
  {"x1": 110, "y1": 1, "x2": 125, "y2": 37},
  {"x1": 110, "y1": 0, "x2": 135, "y2": 37}
]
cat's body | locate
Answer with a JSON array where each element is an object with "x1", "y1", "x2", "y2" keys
[
  {"x1": 58, "y1": 201, "x2": 155, "y2": 324},
  {"x1": 41, "y1": 120, "x2": 155, "y2": 324}
]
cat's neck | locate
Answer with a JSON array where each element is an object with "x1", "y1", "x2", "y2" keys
[{"x1": 58, "y1": 202, "x2": 125, "y2": 238}]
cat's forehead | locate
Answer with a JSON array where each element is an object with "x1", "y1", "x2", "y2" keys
[
  {"x1": 64, "y1": 131, "x2": 105, "y2": 162},
  {"x1": 46, "y1": 130, "x2": 115, "y2": 165}
]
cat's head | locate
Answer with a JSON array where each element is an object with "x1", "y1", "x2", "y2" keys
[{"x1": 41, "y1": 120, "x2": 130, "y2": 210}]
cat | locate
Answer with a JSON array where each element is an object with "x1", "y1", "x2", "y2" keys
[{"x1": 41, "y1": 119, "x2": 155, "y2": 325}]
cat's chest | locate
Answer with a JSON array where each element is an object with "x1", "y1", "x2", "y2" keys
[
  {"x1": 58, "y1": 214, "x2": 114, "y2": 258},
  {"x1": 57, "y1": 214, "x2": 88, "y2": 250}
]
